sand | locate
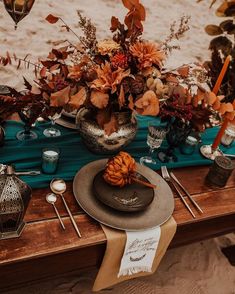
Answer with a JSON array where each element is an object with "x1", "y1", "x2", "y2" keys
[{"x1": 1, "y1": 0, "x2": 235, "y2": 293}]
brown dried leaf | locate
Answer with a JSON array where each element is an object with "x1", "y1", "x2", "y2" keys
[
  {"x1": 90, "y1": 90, "x2": 109, "y2": 109},
  {"x1": 177, "y1": 66, "x2": 190, "y2": 77},
  {"x1": 46, "y1": 14, "x2": 59, "y2": 24},
  {"x1": 96, "y1": 109, "x2": 111, "y2": 129},
  {"x1": 103, "y1": 115, "x2": 118, "y2": 136},
  {"x1": 205, "y1": 25, "x2": 223, "y2": 36},
  {"x1": 50, "y1": 86, "x2": 70, "y2": 107},
  {"x1": 118, "y1": 85, "x2": 125, "y2": 108},
  {"x1": 135, "y1": 90, "x2": 159, "y2": 116},
  {"x1": 128, "y1": 94, "x2": 134, "y2": 110},
  {"x1": 110, "y1": 16, "x2": 120, "y2": 32},
  {"x1": 40, "y1": 67, "x2": 47, "y2": 78},
  {"x1": 31, "y1": 85, "x2": 41, "y2": 95},
  {"x1": 166, "y1": 75, "x2": 179, "y2": 84},
  {"x1": 69, "y1": 87, "x2": 87, "y2": 109}
]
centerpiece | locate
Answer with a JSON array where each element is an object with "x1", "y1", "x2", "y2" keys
[{"x1": 0, "y1": 0, "x2": 234, "y2": 155}]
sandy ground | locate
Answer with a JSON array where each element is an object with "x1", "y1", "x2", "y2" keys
[{"x1": 1, "y1": 0, "x2": 235, "y2": 293}]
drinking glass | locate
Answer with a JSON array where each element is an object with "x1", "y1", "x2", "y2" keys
[
  {"x1": 16, "y1": 107, "x2": 38, "y2": 141},
  {"x1": 43, "y1": 112, "x2": 61, "y2": 137},
  {"x1": 140, "y1": 121, "x2": 167, "y2": 166}
]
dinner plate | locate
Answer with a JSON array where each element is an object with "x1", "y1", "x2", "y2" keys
[
  {"x1": 55, "y1": 116, "x2": 78, "y2": 130},
  {"x1": 93, "y1": 170, "x2": 154, "y2": 212},
  {"x1": 73, "y1": 159, "x2": 174, "y2": 231}
]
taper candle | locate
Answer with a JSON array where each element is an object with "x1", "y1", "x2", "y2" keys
[
  {"x1": 211, "y1": 55, "x2": 231, "y2": 151},
  {"x1": 212, "y1": 55, "x2": 231, "y2": 95}
]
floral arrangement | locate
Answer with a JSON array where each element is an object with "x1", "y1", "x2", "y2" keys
[{"x1": 0, "y1": 0, "x2": 234, "y2": 133}]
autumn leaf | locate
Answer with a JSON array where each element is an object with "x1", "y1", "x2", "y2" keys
[
  {"x1": 205, "y1": 92, "x2": 217, "y2": 105},
  {"x1": 96, "y1": 109, "x2": 111, "y2": 128},
  {"x1": 90, "y1": 90, "x2": 109, "y2": 109},
  {"x1": 166, "y1": 75, "x2": 179, "y2": 84},
  {"x1": 110, "y1": 16, "x2": 120, "y2": 32},
  {"x1": 50, "y1": 86, "x2": 70, "y2": 107},
  {"x1": 69, "y1": 87, "x2": 87, "y2": 108},
  {"x1": 31, "y1": 85, "x2": 41, "y2": 95},
  {"x1": 46, "y1": 14, "x2": 60, "y2": 24},
  {"x1": 177, "y1": 66, "x2": 190, "y2": 78},
  {"x1": 103, "y1": 115, "x2": 118, "y2": 136},
  {"x1": 128, "y1": 94, "x2": 134, "y2": 110},
  {"x1": 135, "y1": 90, "x2": 159, "y2": 116},
  {"x1": 118, "y1": 85, "x2": 125, "y2": 108},
  {"x1": 40, "y1": 67, "x2": 47, "y2": 78}
]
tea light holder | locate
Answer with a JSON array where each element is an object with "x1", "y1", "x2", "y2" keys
[
  {"x1": 221, "y1": 124, "x2": 235, "y2": 147},
  {"x1": 42, "y1": 148, "x2": 60, "y2": 174},
  {"x1": 205, "y1": 156, "x2": 234, "y2": 188},
  {"x1": 180, "y1": 135, "x2": 198, "y2": 155}
]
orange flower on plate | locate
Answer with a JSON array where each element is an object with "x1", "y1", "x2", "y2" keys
[{"x1": 130, "y1": 41, "x2": 165, "y2": 70}]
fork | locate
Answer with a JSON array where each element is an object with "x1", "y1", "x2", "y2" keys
[{"x1": 161, "y1": 166, "x2": 196, "y2": 218}]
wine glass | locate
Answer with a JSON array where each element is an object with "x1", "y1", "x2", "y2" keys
[
  {"x1": 16, "y1": 107, "x2": 38, "y2": 141},
  {"x1": 140, "y1": 121, "x2": 167, "y2": 166},
  {"x1": 158, "y1": 120, "x2": 192, "y2": 163},
  {"x1": 43, "y1": 112, "x2": 62, "y2": 137}
]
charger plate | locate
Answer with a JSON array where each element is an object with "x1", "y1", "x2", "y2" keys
[{"x1": 73, "y1": 159, "x2": 174, "y2": 231}]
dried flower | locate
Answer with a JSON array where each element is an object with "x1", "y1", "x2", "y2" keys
[
  {"x1": 130, "y1": 41, "x2": 165, "y2": 70},
  {"x1": 103, "y1": 151, "x2": 156, "y2": 188},
  {"x1": 111, "y1": 53, "x2": 129, "y2": 69},
  {"x1": 97, "y1": 39, "x2": 120, "y2": 55},
  {"x1": 91, "y1": 62, "x2": 130, "y2": 93}
]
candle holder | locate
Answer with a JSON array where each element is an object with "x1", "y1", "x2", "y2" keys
[
  {"x1": 221, "y1": 122, "x2": 235, "y2": 147},
  {"x1": 200, "y1": 118, "x2": 229, "y2": 160},
  {"x1": 42, "y1": 147, "x2": 60, "y2": 174}
]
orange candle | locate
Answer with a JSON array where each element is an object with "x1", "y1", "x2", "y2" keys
[
  {"x1": 212, "y1": 55, "x2": 231, "y2": 95},
  {"x1": 211, "y1": 55, "x2": 231, "y2": 151},
  {"x1": 211, "y1": 118, "x2": 229, "y2": 150}
]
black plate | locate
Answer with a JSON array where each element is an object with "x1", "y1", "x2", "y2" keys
[{"x1": 93, "y1": 170, "x2": 154, "y2": 212}]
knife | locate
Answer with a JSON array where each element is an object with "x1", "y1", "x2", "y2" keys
[{"x1": 170, "y1": 172, "x2": 203, "y2": 213}]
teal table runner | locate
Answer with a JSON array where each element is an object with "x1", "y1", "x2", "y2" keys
[{"x1": 0, "y1": 116, "x2": 234, "y2": 188}]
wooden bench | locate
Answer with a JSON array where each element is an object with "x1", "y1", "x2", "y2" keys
[{"x1": 0, "y1": 165, "x2": 234, "y2": 291}]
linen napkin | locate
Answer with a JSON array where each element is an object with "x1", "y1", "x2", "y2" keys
[
  {"x1": 118, "y1": 226, "x2": 161, "y2": 277},
  {"x1": 92, "y1": 217, "x2": 176, "y2": 292}
]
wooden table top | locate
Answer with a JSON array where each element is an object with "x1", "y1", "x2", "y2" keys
[{"x1": 0, "y1": 164, "x2": 234, "y2": 267}]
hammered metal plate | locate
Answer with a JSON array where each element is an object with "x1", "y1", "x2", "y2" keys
[{"x1": 73, "y1": 159, "x2": 174, "y2": 231}]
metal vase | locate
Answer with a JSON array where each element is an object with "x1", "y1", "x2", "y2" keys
[{"x1": 76, "y1": 109, "x2": 138, "y2": 154}]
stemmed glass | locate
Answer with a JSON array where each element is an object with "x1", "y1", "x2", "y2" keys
[
  {"x1": 43, "y1": 112, "x2": 62, "y2": 137},
  {"x1": 140, "y1": 121, "x2": 167, "y2": 166},
  {"x1": 16, "y1": 106, "x2": 38, "y2": 141},
  {"x1": 158, "y1": 120, "x2": 192, "y2": 163}
]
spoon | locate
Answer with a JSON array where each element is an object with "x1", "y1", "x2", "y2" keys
[
  {"x1": 50, "y1": 179, "x2": 82, "y2": 238},
  {"x1": 46, "y1": 193, "x2": 65, "y2": 230}
]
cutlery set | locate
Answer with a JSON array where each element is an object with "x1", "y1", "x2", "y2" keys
[
  {"x1": 47, "y1": 178, "x2": 82, "y2": 237},
  {"x1": 161, "y1": 166, "x2": 203, "y2": 218}
]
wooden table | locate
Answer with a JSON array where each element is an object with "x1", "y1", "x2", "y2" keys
[{"x1": 0, "y1": 165, "x2": 235, "y2": 291}]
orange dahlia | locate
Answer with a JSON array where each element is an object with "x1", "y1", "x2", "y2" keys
[{"x1": 130, "y1": 41, "x2": 165, "y2": 70}]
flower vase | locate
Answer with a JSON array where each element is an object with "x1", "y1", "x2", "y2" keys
[{"x1": 76, "y1": 109, "x2": 137, "y2": 154}]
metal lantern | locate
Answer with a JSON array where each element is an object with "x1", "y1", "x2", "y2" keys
[
  {"x1": 3, "y1": 0, "x2": 35, "y2": 29},
  {"x1": 0, "y1": 165, "x2": 31, "y2": 240}
]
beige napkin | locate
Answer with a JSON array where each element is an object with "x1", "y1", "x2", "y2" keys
[{"x1": 92, "y1": 217, "x2": 177, "y2": 292}]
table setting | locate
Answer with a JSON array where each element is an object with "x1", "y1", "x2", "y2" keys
[{"x1": 0, "y1": 0, "x2": 235, "y2": 292}]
